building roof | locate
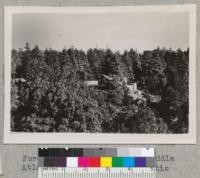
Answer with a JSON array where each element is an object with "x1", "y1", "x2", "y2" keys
[{"x1": 84, "y1": 80, "x2": 98, "y2": 86}]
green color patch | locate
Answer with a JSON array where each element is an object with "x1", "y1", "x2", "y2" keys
[{"x1": 112, "y1": 157, "x2": 123, "y2": 167}]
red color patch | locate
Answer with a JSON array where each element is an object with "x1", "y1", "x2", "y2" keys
[{"x1": 88, "y1": 157, "x2": 100, "y2": 167}]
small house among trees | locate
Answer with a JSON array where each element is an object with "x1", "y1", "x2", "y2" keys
[{"x1": 84, "y1": 80, "x2": 98, "y2": 86}]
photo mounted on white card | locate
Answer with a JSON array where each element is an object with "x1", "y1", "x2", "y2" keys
[{"x1": 4, "y1": 5, "x2": 196, "y2": 144}]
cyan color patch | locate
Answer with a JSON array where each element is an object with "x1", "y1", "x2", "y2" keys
[{"x1": 123, "y1": 157, "x2": 135, "y2": 167}]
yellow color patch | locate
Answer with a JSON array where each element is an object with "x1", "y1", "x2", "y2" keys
[{"x1": 100, "y1": 157, "x2": 112, "y2": 167}]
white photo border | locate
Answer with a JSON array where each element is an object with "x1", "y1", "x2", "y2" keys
[{"x1": 4, "y1": 5, "x2": 197, "y2": 144}]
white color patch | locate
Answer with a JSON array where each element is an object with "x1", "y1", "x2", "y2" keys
[
  {"x1": 141, "y1": 148, "x2": 154, "y2": 157},
  {"x1": 67, "y1": 157, "x2": 78, "y2": 167}
]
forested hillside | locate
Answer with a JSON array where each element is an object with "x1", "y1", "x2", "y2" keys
[{"x1": 11, "y1": 43, "x2": 189, "y2": 133}]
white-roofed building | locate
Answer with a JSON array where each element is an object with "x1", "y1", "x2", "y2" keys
[{"x1": 84, "y1": 80, "x2": 98, "y2": 86}]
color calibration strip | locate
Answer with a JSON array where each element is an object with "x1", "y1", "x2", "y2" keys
[
  {"x1": 38, "y1": 148, "x2": 156, "y2": 178},
  {"x1": 38, "y1": 148, "x2": 155, "y2": 168},
  {"x1": 39, "y1": 148, "x2": 154, "y2": 157},
  {"x1": 39, "y1": 156, "x2": 155, "y2": 168}
]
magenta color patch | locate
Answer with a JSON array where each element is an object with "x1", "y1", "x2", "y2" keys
[{"x1": 78, "y1": 157, "x2": 89, "y2": 167}]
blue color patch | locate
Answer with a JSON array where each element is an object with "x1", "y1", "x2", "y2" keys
[
  {"x1": 135, "y1": 157, "x2": 146, "y2": 167},
  {"x1": 123, "y1": 157, "x2": 135, "y2": 167}
]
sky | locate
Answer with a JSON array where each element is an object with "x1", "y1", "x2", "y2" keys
[{"x1": 12, "y1": 12, "x2": 189, "y2": 52}]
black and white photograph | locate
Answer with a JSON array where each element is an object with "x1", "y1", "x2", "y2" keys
[{"x1": 4, "y1": 5, "x2": 196, "y2": 144}]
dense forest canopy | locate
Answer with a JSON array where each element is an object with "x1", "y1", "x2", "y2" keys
[{"x1": 11, "y1": 43, "x2": 189, "y2": 133}]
